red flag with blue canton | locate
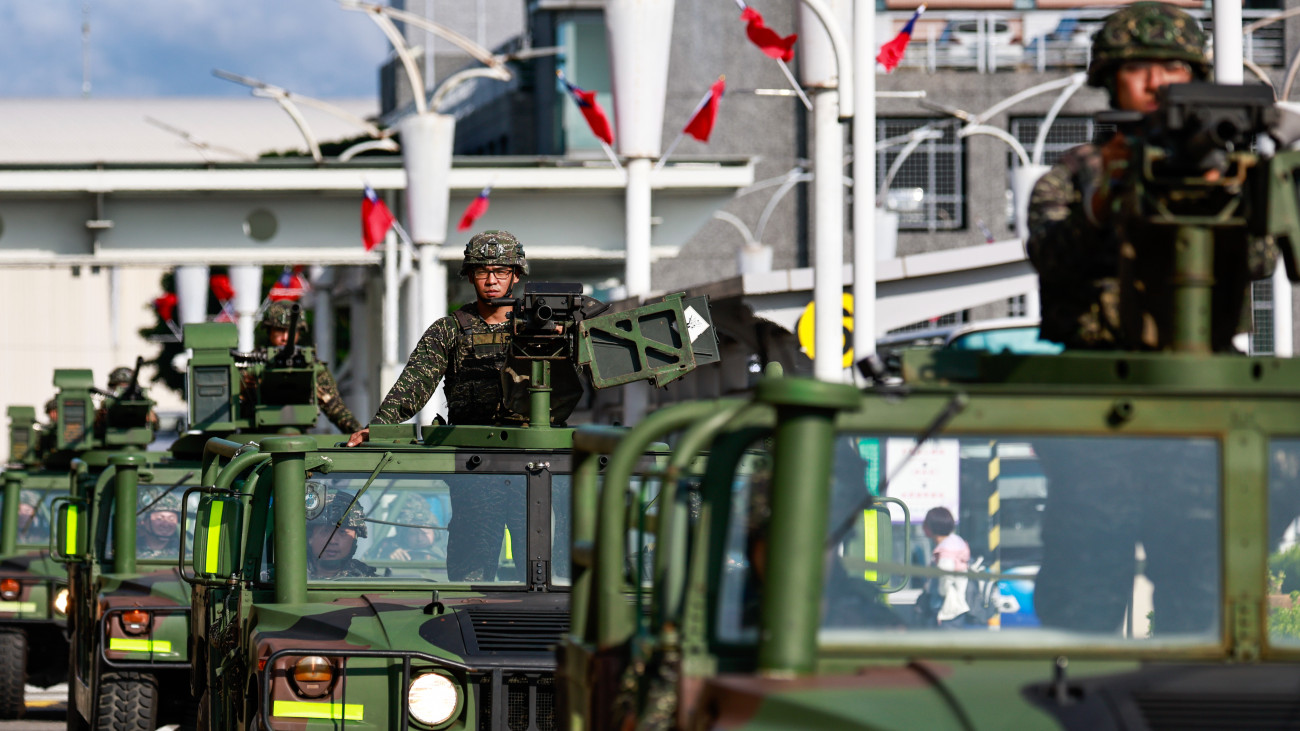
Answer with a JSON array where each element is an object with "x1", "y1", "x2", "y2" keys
[
  {"x1": 362, "y1": 184, "x2": 395, "y2": 251},
  {"x1": 878, "y1": 5, "x2": 926, "y2": 72},
  {"x1": 458, "y1": 186, "x2": 493, "y2": 231},
  {"x1": 739, "y1": 5, "x2": 796, "y2": 62},
  {"x1": 684, "y1": 77, "x2": 726, "y2": 143},
  {"x1": 269, "y1": 265, "x2": 308, "y2": 302},
  {"x1": 559, "y1": 75, "x2": 614, "y2": 145}
]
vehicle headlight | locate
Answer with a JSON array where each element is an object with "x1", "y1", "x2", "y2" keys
[
  {"x1": 408, "y1": 672, "x2": 460, "y2": 727},
  {"x1": 290, "y1": 655, "x2": 335, "y2": 699},
  {"x1": 121, "y1": 608, "x2": 151, "y2": 635},
  {"x1": 53, "y1": 588, "x2": 69, "y2": 615},
  {"x1": 0, "y1": 579, "x2": 20, "y2": 601}
]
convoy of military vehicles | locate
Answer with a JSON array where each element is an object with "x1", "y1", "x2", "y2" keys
[{"x1": 10, "y1": 79, "x2": 1300, "y2": 731}]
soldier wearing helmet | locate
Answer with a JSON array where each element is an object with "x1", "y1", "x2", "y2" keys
[
  {"x1": 247, "y1": 300, "x2": 362, "y2": 434},
  {"x1": 1025, "y1": 2, "x2": 1274, "y2": 350},
  {"x1": 306, "y1": 491, "x2": 376, "y2": 579},
  {"x1": 348, "y1": 230, "x2": 529, "y2": 445},
  {"x1": 107, "y1": 367, "x2": 134, "y2": 394},
  {"x1": 17, "y1": 490, "x2": 48, "y2": 545},
  {"x1": 98, "y1": 364, "x2": 159, "y2": 430},
  {"x1": 372, "y1": 496, "x2": 445, "y2": 562},
  {"x1": 136, "y1": 488, "x2": 183, "y2": 559}
]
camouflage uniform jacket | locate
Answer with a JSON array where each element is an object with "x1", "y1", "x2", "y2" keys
[
  {"x1": 1026, "y1": 143, "x2": 1120, "y2": 349},
  {"x1": 372, "y1": 303, "x2": 523, "y2": 426},
  {"x1": 1027, "y1": 141, "x2": 1276, "y2": 351},
  {"x1": 241, "y1": 350, "x2": 362, "y2": 433},
  {"x1": 311, "y1": 557, "x2": 376, "y2": 579}
]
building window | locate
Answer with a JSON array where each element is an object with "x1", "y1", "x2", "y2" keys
[
  {"x1": 1009, "y1": 116, "x2": 1097, "y2": 167},
  {"x1": 887, "y1": 310, "x2": 968, "y2": 335},
  {"x1": 877, "y1": 119, "x2": 964, "y2": 232},
  {"x1": 1252, "y1": 278, "x2": 1275, "y2": 355}
]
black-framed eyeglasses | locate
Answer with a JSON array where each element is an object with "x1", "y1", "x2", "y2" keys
[{"x1": 471, "y1": 266, "x2": 514, "y2": 281}]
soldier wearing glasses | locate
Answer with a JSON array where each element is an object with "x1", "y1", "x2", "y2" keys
[{"x1": 348, "y1": 230, "x2": 530, "y2": 444}]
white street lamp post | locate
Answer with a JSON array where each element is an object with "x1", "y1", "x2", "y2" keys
[{"x1": 852, "y1": 0, "x2": 877, "y2": 370}]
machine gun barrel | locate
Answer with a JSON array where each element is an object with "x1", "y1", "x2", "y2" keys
[{"x1": 121, "y1": 355, "x2": 145, "y2": 401}]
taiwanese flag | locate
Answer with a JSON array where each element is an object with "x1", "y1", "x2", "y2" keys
[
  {"x1": 269, "y1": 265, "x2": 308, "y2": 302},
  {"x1": 684, "y1": 77, "x2": 726, "y2": 143},
  {"x1": 209, "y1": 273, "x2": 235, "y2": 302},
  {"x1": 559, "y1": 74, "x2": 614, "y2": 145},
  {"x1": 739, "y1": 5, "x2": 797, "y2": 63},
  {"x1": 457, "y1": 185, "x2": 493, "y2": 232},
  {"x1": 153, "y1": 292, "x2": 178, "y2": 323},
  {"x1": 877, "y1": 5, "x2": 926, "y2": 72},
  {"x1": 362, "y1": 184, "x2": 395, "y2": 251}
]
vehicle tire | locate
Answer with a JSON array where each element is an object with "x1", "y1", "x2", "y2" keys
[
  {"x1": 0, "y1": 630, "x2": 27, "y2": 719},
  {"x1": 94, "y1": 673, "x2": 158, "y2": 731}
]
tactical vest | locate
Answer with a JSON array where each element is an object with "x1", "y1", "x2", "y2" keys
[{"x1": 448, "y1": 304, "x2": 513, "y2": 425}]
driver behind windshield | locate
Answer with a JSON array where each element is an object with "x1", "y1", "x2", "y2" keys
[
  {"x1": 136, "y1": 488, "x2": 182, "y2": 560},
  {"x1": 307, "y1": 491, "x2": 376, "y2": 579}
]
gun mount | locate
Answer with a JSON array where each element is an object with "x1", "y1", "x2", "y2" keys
[
  {"x1": 491, "y1": 283, "x2": 721, "y2": 427},
  {"x1": 1095, "y1": 82, "x2": 1300, "y2": 353}
]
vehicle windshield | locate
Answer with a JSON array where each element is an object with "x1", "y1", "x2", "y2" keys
[
  {"x1": 297, "y1": 471, "x2": 526, "y2": 584},
  {"x1": 1267, "y1": 440, "x2": 1300, "y2": 647},
  {"x1": 105, "y1": 487, "x2": 200, "y2": 562},
  {"x1": 11, "y1": 489, "x2": 68, "y2": 548},
  {"x1": 720, "y1": 434, "x2": 1222, "y2": 646}
]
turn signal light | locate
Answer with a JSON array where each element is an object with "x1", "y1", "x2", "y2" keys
[
  {"x1": 0, "y1": 579, "x2": 19, "y2": 601},
  {"x1": 121, "y1": 608, "x2": 150, "y2": 635}
]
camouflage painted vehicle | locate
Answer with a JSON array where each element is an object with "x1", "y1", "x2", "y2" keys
[
  {"x1": 58, "y1": 317, "x2": 346, "y2": 731},
  {"x1": 0, "y1": 368, "x2": 156, "y2": 719},
  {"x1": 183, "y1": 289, "x2": 719, "y2": 730},
  {"x1": 561, "y1": 87, "x2": 1300, "y2": 729}
]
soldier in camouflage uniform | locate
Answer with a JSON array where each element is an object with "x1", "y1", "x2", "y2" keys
[
  {"x1": 135, "y1": 488, "x2": 182, "y2": 560},
  {"x1": 251, "y1": 301, "x2": 362, "y2": 433},
  {"x1": 306, "y1": 490, "x2": 376, "y2": 579},
  {"x1": 372, "y1": 495, "x2": 446, "y2": 562},
  {"x1": 1026, "y1": 1, "x2": 1275, "y2": 351},
  {"x1": 347, "y1": 230, "x2": 531, "y2": 582}
]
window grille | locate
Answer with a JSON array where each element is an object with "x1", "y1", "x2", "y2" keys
[{"x1": 877, "y1": 119, "x2": 964, "y2": 232}]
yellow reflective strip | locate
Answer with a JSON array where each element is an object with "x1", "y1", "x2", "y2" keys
[
  {"x1": 108, "y1": 638, "x2": 173, "y2": 653},
  {"x1": 0, "y1": 602, "x2": 37, "y2": 613},
  {"x1": 204, "y1": 501, "x2": 224, "y2": 574},
  {"x1": 862, "y1": 510, "x2": 878, "y2": 582},
  {"x1": 65, "y1": 505, "x2": 79, "y2": 555},
  {"x1": 503, "y1": 527, "x2": 512, "y2": 561},
  {"x1": 272, "y1": 700, "x2": 364, "y2": 721}
]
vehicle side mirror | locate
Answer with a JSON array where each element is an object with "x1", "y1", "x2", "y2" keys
[
  {"x1": 188, "y1": 493, "x2": 244, "y2": 583},
  {"x1": 858, "y1": 496, "x2": 910, "y2": 593},
  {"x1": 50, "y1": 498, "x2": 88, "y2": 562}
]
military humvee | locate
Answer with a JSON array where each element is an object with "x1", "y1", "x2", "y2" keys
[
  {"x1": 57, "y1": 314, "x2": 356, "y2": 731},
  {"x1": 183, "y1": 289, "x2": 719, "y2": 730},
  {"x1": 0, "y1": 368, "x2": 157, "y2": 719},
  {"x1": 560, "y1": 85, "x2": 1300, "y2": 728}
]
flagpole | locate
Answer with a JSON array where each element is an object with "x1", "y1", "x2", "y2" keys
[
  {"x1": 776, "y1": 59, "x2": 813, "y2": 111},
  {"x1": 599, "y1": 141, "x2": 625, "y2": 173},
  {"x1": 653, "y1": 132, "x2": 686, "y2": 172}
]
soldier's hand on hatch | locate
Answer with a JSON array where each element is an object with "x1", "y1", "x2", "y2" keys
[
  {"x1": 346, "y1": 427, "x2": 370, "y2": 447},
  {"x1": 389, "y1": 547, "x2": 411, "y2": 561}
]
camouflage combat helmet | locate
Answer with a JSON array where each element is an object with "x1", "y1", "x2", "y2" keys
[
  {"x1": 460, "y1": 230, "x2": 529, "y2": 276},
  {"x1": 1087, "y1": 2, "x2": 1210, "y2": 90},
  {"x1": 138, "y1": 487, "x2": 182, "y2": 515},
  {"x1": 314, "y1": 491, "x2": 368, "y2": 538},
  {"x1": 108, "y1": 367, "x2": 134, "y2": 389},
  {"x1": 260, "y1": 300, "x2": 308, "y2": 332},
  {"x1": 43, "y1": 399, "x2": 56, "y2": 416},
  {"x1": 396, "y1": 497, "x2": 435, "y2": 525}
]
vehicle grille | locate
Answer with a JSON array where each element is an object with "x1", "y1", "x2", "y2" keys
[
  {"x1": 1136, "y1": 693, "x2": 1300, "y2": 730},
  {"x1": 477, "y1": 672, "x2": 556, "y2": 731},
  {"x1": 466, "y1": 609, "x2": 568, "y2": 653}
]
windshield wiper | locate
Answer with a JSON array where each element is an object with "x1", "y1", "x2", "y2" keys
[
  {"x1": 317, "y1": 452, "x2": 393, "y2": 560},
  {"x1": 136, "y1": 471, "x2": 197, "y2": 515}
]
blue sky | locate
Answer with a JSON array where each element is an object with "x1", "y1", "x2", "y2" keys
[{"x1": 0, "y1": 1, "x2": 391, "y2": 98}]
